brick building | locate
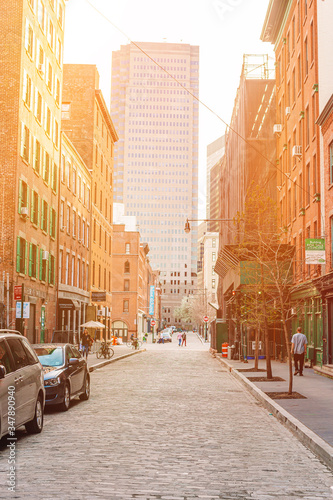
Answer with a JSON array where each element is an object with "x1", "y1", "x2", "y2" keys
[
  {"x1": 112, "y1": 224, "x2": 160, "y2": 341},
  {"x1": 0, "y1": 0, "x2": 65, "y2": 342},
  {"x1": 57, "y1": 132, "x2": 92, "y2": 342},
  {"x1": 261, "y1": 0, "x2": 325, "y2": 365},
  {"x1": 61, "y1": 64, "x2": 118, "y2": 337}
]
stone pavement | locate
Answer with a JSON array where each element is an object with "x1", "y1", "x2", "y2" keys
[{"x1": 0, "y1": 332, "x2": 332, "y2": 499}]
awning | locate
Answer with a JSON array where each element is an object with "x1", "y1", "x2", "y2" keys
[
  {"x1": 214, "y1": 246, "x2": 240, "y2": 278},
  {"x1": 58, "y1": 299, "x2": 80, "y2": 310}
]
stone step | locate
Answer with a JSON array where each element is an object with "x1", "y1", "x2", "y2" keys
[{"x1": 313, "y1": 364, "x2": 333, "y2": 379}]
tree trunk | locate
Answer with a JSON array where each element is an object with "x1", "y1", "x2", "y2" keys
[
  {"x1": 280, "y1": 298, "x2": 293, "y2": 394},
  {"x1": 263, "y1": 292, "x2": 272, "y2": 379}
]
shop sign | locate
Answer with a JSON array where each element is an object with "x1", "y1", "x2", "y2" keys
[{"x1": 305, "y1": 238, "x2": 325, "y2": 264}]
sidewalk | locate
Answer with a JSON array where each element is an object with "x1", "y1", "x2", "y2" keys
[
  {"x1": 85, "y1": 343, "x2": 145, "y2": 371},
  {"x1": 215, "y1": 354, "x2": 333, "y2": 470}
]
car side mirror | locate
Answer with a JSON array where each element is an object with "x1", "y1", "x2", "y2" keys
[
  {"x1": 68, "y1": 358, "x2": 79, "y2": 367},
  {"x1": 0, "y1": 365, "x2": 6, "y2": 379}
]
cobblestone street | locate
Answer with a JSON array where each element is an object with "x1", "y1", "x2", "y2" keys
[{"x1": 0, "y1": 333, "x2": 332, "y2": 499}]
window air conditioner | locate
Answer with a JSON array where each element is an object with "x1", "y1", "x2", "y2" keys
[
  {"x1": 285, "y1": 107, "x2": 291, "y2": 116},
  {"x1": 21, "y1": 206, "x2": 28, "y2": 216},
  {"x1": 42, "y1": 250, "x2": 49, "y2": 261},
  {"x1": 273, "y1": 124, "x2": 282, "y2": 134},
  {"x1": 292, "y1": 145, "x2": 302, "y2": 157}
]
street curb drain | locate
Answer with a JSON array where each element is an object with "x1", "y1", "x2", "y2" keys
[
  {"x1": 215, "y1": 355, "x2": 333, "y2": 472},
  {"x1": 89, "y1": 348, "x2": 146, "y2": 372}
]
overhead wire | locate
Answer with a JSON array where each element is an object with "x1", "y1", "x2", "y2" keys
[{"x1": 84, "y1": 0, "x2": 312, "y2": 203}]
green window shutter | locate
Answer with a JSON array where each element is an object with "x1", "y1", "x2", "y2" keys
[
  {"x1": 49, "y1": 207, "x2": 52, "y2": 235},
  {"x1": 48, "y1": 254, "x2": 51, "y2": 283},
  {"x1": 53, "y1": 210, "x2": 57, "y2": 238},
  {"x1": 39, "y1": 249, "x2": 43, "y2": 280},
  {"x1": 16, "y1": 237, "x2": 21, "y2": 273},
  {"x1": 18, "y1": 179, "x2": 22, "y2": 214},
  {"x1": 37, "y1": 195, "x2": 40, "y2": 227},
  {"x1": 30, "y1": 190, "x2": 34, "y2": 222},
  {"x1": 24, "y1": 240, "x2": 28, "y2": 275},
  {"x1": 28, "y1": 243, "x2": 32, "y2": 277},
  {"x1": 45, "y1": 203, "x2": 48, "y2": 234}
]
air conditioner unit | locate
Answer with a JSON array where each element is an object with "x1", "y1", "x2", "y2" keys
[
  {"x1": 273, "y1": 124, "x2": 282, "y2": 134},
  {"x1": 285, "y1": 107, "x2": 291, "y2": 116},
  {"x1": 21, "y1": 206, "x2": 28, "y2": 216},
  {"x1": 42, "y1": 250, "x2": 49, "y2": 260},
  {"x1": 292, "y1": 145, "x2": 302, "y2": 157}
]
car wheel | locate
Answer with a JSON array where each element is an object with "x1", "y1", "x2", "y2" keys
[
  {"x1": 79, "y1": 375, "x2": 90, "y2": 401},
  {"x1": 59, "y1": 383, "x2": 70, "y2": 411},
  {"x1": 25, "y1": 395, "x2": 44, "y2": 434}
]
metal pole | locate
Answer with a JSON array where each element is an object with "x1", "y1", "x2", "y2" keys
[
  {"x1": 6, "y1": 272, "x2": 9, "y2": 328},
  {"x1": 20, "y1": 282, "x2": 24, "y2": 335}
]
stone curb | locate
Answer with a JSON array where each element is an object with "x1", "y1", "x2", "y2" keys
[
  {"x1": 88, "y1": 348, "x2": 146, "y2": 372},
  {"x1": 215, "y1": 355, "x2": 333, "y2": 472}
]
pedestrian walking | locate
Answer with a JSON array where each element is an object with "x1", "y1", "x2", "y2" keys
[
  {"x1": 177, "y1": 331, "x2": 182, "y2": 346},
  {"x1": 181, "y1": 331, "x2": 187, "y2": 347},
  {"x1": 291, "y1": 326, "x2": 307, "y2": 376},
  {"x1": 81, "y1": 328, "x2": 91, "y2": 359}
]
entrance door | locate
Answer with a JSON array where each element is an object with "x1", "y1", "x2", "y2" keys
[
  {"x1": 327, "y1": 299, "x2": 333, "y2": 365},
  {"x1": 27, "y1": 304, "x2": 36, "y2": 344}
]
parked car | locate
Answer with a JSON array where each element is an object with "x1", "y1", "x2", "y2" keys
[
  {"x1": 32, "y1": 343, "x2": 90, "y2": 412},
  {"x1": 0, "y1": 330, "x2": 45, "y2": 439},
  {"x1": 158, "y1": 331, "x2": 172, "y2": 343}
]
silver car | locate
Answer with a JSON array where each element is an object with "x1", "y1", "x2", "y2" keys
[{"x1": 0, "y1": 330, "x2": 45, "y2": 439}]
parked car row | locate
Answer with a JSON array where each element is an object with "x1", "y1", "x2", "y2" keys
[{"x1": 0, "y1": 330, "x2": 90, "y2": 440}]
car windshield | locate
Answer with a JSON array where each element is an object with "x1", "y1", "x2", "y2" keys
[{"x1": 34, "y1": 346, "x2": 64, "y2": 367}]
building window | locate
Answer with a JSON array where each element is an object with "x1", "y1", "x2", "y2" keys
[
  {"x1": 72, "y1": 211, "x2": 76, "y2": 238},
  {"x1": 329, "y1": 143, "x2": 333, "y2": 185},
  {"x1": 61, "y1": 103, "x2": 71, "y2": 120},
  {"x1": 23, "y1": 72, "x2": 32, "y2": 108},
  {"x1": 50, "y1": 208, "x2": 56, "y2": 239},
  {"x1": 49, "y1": 254, "x2": 55, "y2": 285},
  {"x1": 21, "y1": 124, "x2": 30, "y2": 163},
  {"x1": 25, "y1": 22, "x2": 34, "y2": 58},
  {"x1": 59, "y1": 250, "x2": 63, "y2": 284},
  {"x1": 304, "y1": 37, "x2": 308, "y2": 78},
  {"x1": 34, "y1": 139, "x2": 41, "y2": 174},
  {"x1": 16, "y1": 237, "x2": 27, "y2": 274},
  {"x1": 212, "y1": 279, "x2": 216, "y2": 289},
  {"x1": 40, "y1": 249, "x2": 47, "y2": 282},
  {"x1": 43, "y1": 151, "x2": 50, "y2": 184},
  {"x1": 31, "y1": 190, "x2": 39, "y2": 226},
  {"x1": 71, "y1": 256, "x2": 75, "y2": 286},
  {"x1": 124, "y1": 280, "x2": 130, "y2": 291},
  {"x1": 65, "y1": 253, "x2": 69, "y2": 285},
  {"x1": 331, "y1": 217, "x2": 333, "y2": 268},
  {"x1": 41, "y1": 200, "x2": 48, "y2": 233},
  {"x1": 212, "y1": 239, "x2": 216, "y2": 248},
  {"x1": 123, "y1": 300, "x2": 129, "y2": 313},
  {"x1": 125, "y1": 243, "x2": 130, "y2": 254},
  {"x1": 66, "y1": 205, "x2": 70, "y2": 233},
  {"x1": 92, "y1": 261, "x2": 95, "y2": 287},
  {"x1": 306, "y1": 163, "x2": 310, "y2": 206},
  {"x1": 29, "y1": 243, "x2": 38, "y2": 278},
  {"x1": 306, "y1": 106, "x2": 310, "y2": 147},
  {"x1": 18, "y1": 179, "x2": 28, "y2": 215},
  {"x1": 51, "y1": 162, "x2": 58, "y2": 192},
  {"x1": 124, "y1": 261, "x2": 130, "y2": 273},
  {"x1": 212, "y1": 252, "x2": 216, "y2": 262}
]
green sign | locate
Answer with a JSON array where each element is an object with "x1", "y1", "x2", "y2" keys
[{"x1": 305, "y1": 239, "x2": 325, "y2": 264}]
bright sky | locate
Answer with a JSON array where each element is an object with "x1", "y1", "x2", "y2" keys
[{"x1": 64, "y1": 0, "x2": 274, "y2": 217}]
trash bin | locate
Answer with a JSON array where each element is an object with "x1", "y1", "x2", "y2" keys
[{"x1": 222, "y1": 342, "x2": 229, "y2": 358}]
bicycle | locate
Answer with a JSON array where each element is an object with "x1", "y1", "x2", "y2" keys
[
  {"x1": 96, "y1": 342, "x2": 114, "y2": 359},
  {"x1": 126, "y1": 338, "x2": 143, "y2": 350}
]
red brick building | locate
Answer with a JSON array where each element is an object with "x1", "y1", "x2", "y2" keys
[
  {"x1": 0, "y1": 0, "x2": 65, "y2": 342},
  {"x1": 112, "y1": 224, "x2": 160, "y2": 341},
  {"x1": 57, "y1": 132, "x2": 92, "y2": 342},
  {"x1": 61, "y1": 65, "x2": 118, "y2": 337}
]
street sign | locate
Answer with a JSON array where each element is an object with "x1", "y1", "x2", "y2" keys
[
  {"x1": 16, "y1": 302, "x2": 30, "y2": 319},
  {"x1": 203, "y1": 316, "x2": 209, "y2": 322},
  {"x1": 151, "y1": 320, "x2": 156, "y2": 326},
  {"x1": 14, "y1": 285, "x2": 22, "y2": 301}
]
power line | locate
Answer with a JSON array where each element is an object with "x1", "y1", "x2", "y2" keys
[{"x1": 84, "y1": 0, "x2": 311, "y2": 201}]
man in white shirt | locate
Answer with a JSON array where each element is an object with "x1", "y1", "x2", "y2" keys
[{"x1": 291, "y1": 327, "x2": 307, "y2": 376}]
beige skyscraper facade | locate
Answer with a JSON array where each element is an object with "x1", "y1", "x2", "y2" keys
[{"x1": 111, "y1": 41, "x2": 199, "y2": 325}]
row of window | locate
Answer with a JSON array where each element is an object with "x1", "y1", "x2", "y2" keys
[
  {"x1": 59, "y1": 201, "x2": 90, "y2": 247},
  {"x1": 18, "y1": 179, "x2": 57, "y2": 237},
  {"x1": 60, "y1": 154, "x2": 91, "y2": 209},
  {"x1": 16, "y1": 236, "x2": 55, "y2": 284},
  {"x1": 59, "y1": 249, "x2": 89, "y2": 290},
  {"x1": 21, "y1": 120, "x2": 58, "y2": 172}
]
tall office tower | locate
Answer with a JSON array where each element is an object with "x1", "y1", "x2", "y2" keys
[
  {"x1": 111, "y1": 42, "x2": 199, "y2": 326},
  {"x1": 0, "y1": 0, "x2": 66, "y2": 342}
]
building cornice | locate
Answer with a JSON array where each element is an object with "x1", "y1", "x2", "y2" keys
[
  {"x1": 260, "y1": 0, "x2": 290, "y2": 44},
  {"x1": 317, "y1": 94, "x2": 333, "y2": 127},
  {"x1": 95, "y1": 90, "x2": 119, "y2": 143}
]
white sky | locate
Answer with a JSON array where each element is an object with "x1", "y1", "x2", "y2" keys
[{"x1": 64, "y1": 0, "x2": 274, "y2": 217}]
